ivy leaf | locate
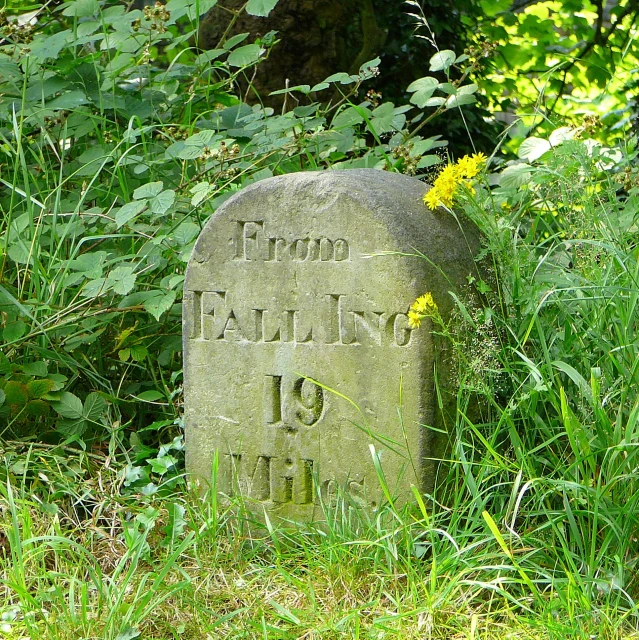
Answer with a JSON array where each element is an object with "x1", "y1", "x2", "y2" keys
[
  {"x1": 147, "y1": 455, "x2": 178, "y2": 475},
  {"x1": 246, "y1": 0, "x2": 279, "y2": 16},
  {"x1": 136, "y1": 506, "x2": 160, "y2": 527},
  {"x1": 228, "y1": 44, "x2": 263, "y2": 67},
  {"x1": 163, "y1": 502, "x2": 187, "y2": 540},
  {"x1": 51, "y1": 392, "x2": 84, "y2": 420}
]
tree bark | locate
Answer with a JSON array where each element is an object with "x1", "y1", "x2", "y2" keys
[{"x1": 198, "y1": 0, "x2": 387, "y2": 106}]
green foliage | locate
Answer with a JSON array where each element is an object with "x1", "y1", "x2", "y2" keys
[
  {"x1": 0, "y1": 0, "x2": 479, "y2": 455},
  {"x1": 1, "y1": 0, "x2": 639, "y2": 629},
  {"x1": 476, "y1": 0, "x2": 639, "y2": 149},
  {"x1": 433, "y1": 125, "x2": 639, "y2": 608}
]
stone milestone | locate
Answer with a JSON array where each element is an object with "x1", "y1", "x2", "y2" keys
[{"x1": 183, "y1": 169, "x2": 480, "y2": 521}]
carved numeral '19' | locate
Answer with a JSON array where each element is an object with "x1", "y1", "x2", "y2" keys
[{"x1": 264, "y1": 375, "x2": 325, "y2": 429}]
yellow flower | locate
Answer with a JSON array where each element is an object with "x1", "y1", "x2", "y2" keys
[
  {"x1": 423, "y1": 153, "x2": 486, "y2": 211},
  {"x1": 408, "y1": 292, "x2": 438, "y2": 330},
  {"x1": 456, "y1": 153, "x2": 487, "y2": 179},
  {"x1": 423, "y1": 187, "x2": 442, "y2": 210},
  {"x1": 408, "y1": 310, "x2": 422, "y2": 329},
  {"x1": 411, "y1": 292, "x2": 437, "y2": 314},
  {"x1": 472, "y1": 152, "x2": 487, "y2": 165}
]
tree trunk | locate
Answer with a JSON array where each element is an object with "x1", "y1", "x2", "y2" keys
[{"x1": 198, "y1": 0, "x2": 386, "y2": 106}]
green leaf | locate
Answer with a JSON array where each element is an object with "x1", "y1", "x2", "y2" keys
[
  {"x1": 22, "y1": 361, "x2": 48, "y2": 377},
  {"x1": 0, "y1": 389, "x2": 5, "y2": 407},
  {"x1": 163, "y1": 502, "x2": 187, "y2": 539},
  {"x1": 133, "y1": 182, "x2": 164, "y2": 199},
  {"x1": 429, "y1": 50, "x2": 456, "y2": 72},
  {"x1": 47, "y1": 90, "x2": 88, "y2": 110},
  {"x1": 323, "y1": 72, "x2": 356, "y2": 85},
  {"x1": 130, "y1": 345, "x2": 149, "y2": 361},
  {"x1": 4, "y1": 381, "x2": 29, "y2": 407},
  {"x1": 62, "y1": 0, "x2": 100, "y2": 17},
  {"x1": 147, "y1": 455, "x2": 177, "y2": 475},
  {"x1": 51, "y1": 392, "x2": 84, "y2": 420},
  {"x1": 407, "y1": 77, "x2": 439, "y2": 108},
  {"x1": 81, "y1": 278, "x2": 110, "y2": 298},
  {"x1": 26, "y1": 400, "x2": 50, "y2": 417},
  {"x1": 227, "y1": 44, "x2": 263, "y2": 67},
  {"x1": 137, "y1": 390, "x2": 164, "y2": 401},
  {"x1": 115, "y1": 200, "x2": 147, "y2": 229},
  {"x1": 499, "y1": 163, "x2": 534, "y2": 189},
  {"x1": 445, "y1": 93, "x2": 476, "y2": 108},
  {"x1": 358, "y1": 57, "x2": 381, "y2": 78},
  {"x1": 0, "y1": 353, "x2": 10, "y2": 374},
  {"x1": 83, "y1": 392, "x2": 107, "y2": 423},
  {"x1": 56, "y1": 418, "x2": 88, "y2": 437},
  {"x1": 3, "y1": 320, "x2": 27, "y2": 343},
  {"x1": 27, "y1": 379, "x2": 55, "y2": 400},
  {"x1": 457, "y1": 83, "x2": 478, "y2": 95},
  {"x1": 7, "y1": 243, "x2": 32, "y2": 265},
  {"x1": 332, "y1": 106, "x2": 366, "y2": 128},
  {"x1": 109, "y1": 267, "x2": 137, "y2": 296},
  {"x1": 114, "y1": 625, "x2": 141, "y2": 640},
  {"x1": 222, "y1": 33, "x2": 250, "y2": 50},
  {"x1": 269, "y1": 85, "x2": 311, "y2": 96},
  {"x1": 143, "y1": 292, "x2": 177, "y2": 321},
  {"x1": 246, "y1": 0, "x2": 279, "y2": 16},
  {"x1": 190, "y1": 182, "x2": 213, "y2": 207},
  {"x1": 149, "y1": 190, "x2": 176, "y2": 215},
  {"x1": 518, "y1": 137, "x2": 551, "y2": 162},
  {"x1": 48, "y1": 374, "x2": 68, "y2": 391},
  {"x1": 136, "y1": 506, "x2": 160, "y2": 527}
]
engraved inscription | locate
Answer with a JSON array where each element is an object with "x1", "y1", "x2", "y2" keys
[
  {"x1": 223, "y1": 453, "x2": 314, "y2": 505},
  {"x1": 321, "y1": 477, "x2": 368, "y2": 508},
  {"x1": 187, "y1": 290, "x2": 413, "y2": 347},
  {"x1": 264, "y1": 375, "x2": 325, "y2": 431},
  {"x1": 234, "y1": 220, "x2": 350, "y2": 262}
]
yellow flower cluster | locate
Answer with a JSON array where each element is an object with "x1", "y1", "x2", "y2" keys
[
  {"x1": 408, "y1": 292, "x2": 439, "y2": 329},
  {"x1": 423, "y1": 153, "x2": 487, "y2": 211}
]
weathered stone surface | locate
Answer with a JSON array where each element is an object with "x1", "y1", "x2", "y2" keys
[{"x1": 183, "y1": 169, "x2": 480, "y2": 521}]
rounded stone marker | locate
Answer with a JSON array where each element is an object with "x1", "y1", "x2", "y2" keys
[{"x1": 183, "y1": 169, "x2": 480, "y2": 521}]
